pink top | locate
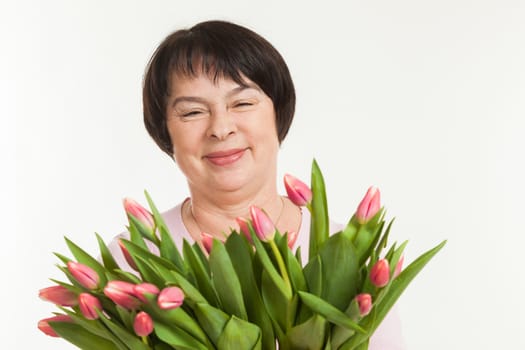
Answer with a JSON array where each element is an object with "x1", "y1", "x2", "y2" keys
[{"x1": 108, "y1": 200, "x2": 405, "y2": 349}]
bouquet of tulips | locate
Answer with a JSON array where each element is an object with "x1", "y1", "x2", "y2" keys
[{"x1": 38, "y1": 160, "x2": 445, "y2": 350}]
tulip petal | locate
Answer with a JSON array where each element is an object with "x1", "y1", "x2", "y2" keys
[
  {"x1": 249, "y1": 206, "x2": 275, "y2": 241},
  {"x1": 158, "y1": 286, "x2": 185, "y2": 310},
  {"x1": 284, "y1": 174, "x2": 313, "y2": 207}
]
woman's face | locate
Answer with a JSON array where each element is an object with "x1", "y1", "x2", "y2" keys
[{"x1": 165, "y1": 72, "x2": 280, "y2": 195}]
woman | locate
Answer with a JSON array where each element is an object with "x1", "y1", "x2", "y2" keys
[{"x1": 109, "y1": 20, "x2": 404, "y2": 349}]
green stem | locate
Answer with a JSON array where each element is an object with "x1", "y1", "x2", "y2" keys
[
  {"x1": 269, "y1": 240, "x2": 292, "y2": 296},
  {"x1": 141, "y1": 335, "x2": 150, "y2": 346}
]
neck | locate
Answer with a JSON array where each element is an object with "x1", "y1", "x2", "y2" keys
[{"x1": 185, "y1": 182, "x2": 283, "y2": 239}]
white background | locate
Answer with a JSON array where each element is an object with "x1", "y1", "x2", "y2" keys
[{"x1": 2, "y1": 0, "x2": 524, "y2": 349}]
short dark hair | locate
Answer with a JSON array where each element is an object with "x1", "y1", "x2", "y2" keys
[{"x1": 142, "y1": 20, "x2": 296, "y2": 157}]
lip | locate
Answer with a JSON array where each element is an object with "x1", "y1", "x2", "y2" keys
[{"x1": 204, "y1": 148, "x2": 247, "y2": 166}]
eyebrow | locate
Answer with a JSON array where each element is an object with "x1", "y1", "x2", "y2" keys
[{"x1": 170, "y1": 83, "x2": 262, "y2": 109}]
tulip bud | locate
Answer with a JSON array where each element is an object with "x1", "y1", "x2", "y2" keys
[
  {"x1": 284, "y1": 174, "x2": 312, "y2": 207},
  {"x1": 287, "y1": 231, "x2": 298, "y2": 249},
  {"x1": 394, "y1": 255, "x2": 404, "y2": 278},
  {"x1": 200, "y1": 232, "x2": 214, "y2": 254},
  {"x1": 133, "y1": 283, "x2": 160, "y2": 303},
  {"x1": 118, "y1": 239, "x2": 138, "y2": 271},
  {"x1": 133, "y1": 311, "x2": 154, "y2": 337},
  {"x1": 158, "y1": 286, "x2": 185, "y2": 310},
  {"x1": 39, "y1": 285, "x2": 78, "y2": 307},
  {"x1": 78, "y1": 293, "x2": 102, "y2": 320},
  {"x1": 236, "y1": 217, "x2": 253, "y2": 243},
  {"x1": 104, "y1": 281, "x2": 141, "y2": 310},
  {"x1": 355, "y1": 293, "x2": 373, "y2": 316},
  {"x1": 67, "y1": 261, "x2": 100, "y2": 290},
  {"x1": 249, "y1": 206, "x2": 275, "y2": 241},
  {"x1": 38, "y1": 314, "x2": 73, "y2": 337},
  {"x1": 123, "y1": 198, "x2": 155, "y2": 229},
  {"x1": 356, "y1": 186, "x2": 381, "y2": 224},
  {"x1": 370, "y1": 259, "x2": 390, "y2": 288}
]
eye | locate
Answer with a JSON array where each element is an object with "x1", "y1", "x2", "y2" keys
[
  {"x1": 176, "y1": 108, "x2": 209, "y2": 119},
  {"x1": 233, "y1": 100, "x2": 256, "y2": 109},
  {"x1": 182, "y1": 110, "x2": 202, "y2": 117}
]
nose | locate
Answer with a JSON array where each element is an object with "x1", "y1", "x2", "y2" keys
[{"x1": 206, "y1": 107, "x2": 237, "y2": 140}]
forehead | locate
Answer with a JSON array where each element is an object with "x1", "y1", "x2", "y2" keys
[{"x1": 168, "y1": 71, "x2": 260, "y2": 98}]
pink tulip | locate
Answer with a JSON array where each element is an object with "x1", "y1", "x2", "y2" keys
[
  {"x1": 157, "y1": 286, "x2": 185, "y2": 310},
  {"x1": 104, "y1": 281, "x2": 141, "y2": 310},
  {"x1": 39, "y1": 285, "x2": 78, "y2": 307},
  {"x1": 200, "y1": 232, "x2": 214, "y2": 254},
  {"x1": 78, "y1": 293, "x2": 102, "y2": 320},
  {"x1": 284, "y1": 174, "x2": 312, "y2": 207},
  {"x1": 118, "y1": 239, "x2": 138, "y2": 271},
  {"x1": 133, "y1": 283, "x2": 160, "y2": 303},
  {"x1": 123, "y1": 198, "x2": 155, "y2": 229},
  {"x1": 356, "y1": 186, "x2": 381, "y2": 224},
  {"x1": 287, "y1": 231, "x2": 298, "y2": 249},
  {"x1": 394, "y1": 255, "x2": 404, "y2": 278},
  {"x1": 236, "y1": 217, "x2": 253, "y2": 243},
  {"x1": 133, "y1": 311, "x2": 154, "y2": 337},
  {"x1": 249, "y1": 206, "x2": 275, "y2": 241},
  {"x1": 38, "y1": 314, "x2": 73, "y2": 337},
  {"x1": 355, "y1": 293, "x2": 373, "y2": 316},
  {"x1": 370, "y1": 259, "x2": 390, "y2": 288},
  {"x1": 67, "y1": 261, "x2": 100, "y2": 290}
]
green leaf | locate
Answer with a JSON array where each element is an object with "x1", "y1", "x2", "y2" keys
[
  {"x1": 261, "y1": 269, "x2": 297, "y2": 334},
  {"x1": 50, "y1": 321, "x2": 121, "y2": 350},
  {"x1": 153, "y1": 265, "x2": 208, "y2": 306},
  {"x1": 142, "y1": 299, "x2": 212, "y2": 348},
  {"x1": 295, "y1": 246, "x2": 302, "y2": 265},
  {"x1": 330, "y1": 299, "x2": 360, "y2": 349},
  {"x1": 389, "y1": 241, "x2": 408, "y2": 277},
  {"x1": 183, "y1": 240, "x2": 219, "y2": 306},
  {"x1": 353, "y1": 209, "x2": 385, "y2": 266},
  {"x1": 53, "y1": 252, "x2": 72, "y2": 265},
  {"x1": 154, "y1": 322, "x2": 208, "y2": 350},
  {"x1": 209, "y1": 240, "x2": 248, "y2": 320},
  {"x1": 192, "y1": 241, "x2": 210, "y2": 274},
  {"x1": 374, "y1": 218, "x2": 394, "y2": 258},
  {"x1": 133, "y1": 254, "x2": 165, "y2": 286},
  {"x1": 128, "y1": 223, "x2": 148, "y2": 250},
  {"x1": 158, "y1": 224, "x2": 186, "y2": 274},
  {"x1": 286, "y1": 314, "x2": 327, "y2": 350},
  {"x1": 115, "y1": 305, "x2": 134, "y2": 331},
  {"x1": 303, "y1": 255, "x2": 323, "y2": 296},
  {"x1": 96, "y1": 233, "x2": 119, "y2": 271},
  {"x1": 225, "y1": 233, "x2": 276, "y2": 350},
  {"x1": 319, "y1": 232, "x2": 359, "y2": 310},
  {"x1": 278, "y1": 233, "x2": 307, "y2": 293},
  {"x1": 144, "y1": 190, "x2": 170, "y2": 237},
  {"x1": 127, "y1": 213, "x2": 158, "y2": 245},
  {"x1": 98, "y1": 311, "x2": 150, "y2": 350},
  {"x1": 217, "y1": 316, "x2": 262, "y2": 350},
  {"x1": 65, "y1": 237, "x2": 108, "y2": 287},
  {"x1": 298, "y1": 291, "x2": 366, "y2": 334},
  {"x1": 193, "y1": 302, "x2": 229, "y2": 347},
  {"x1": 120, "y1": 239, "x2": 177, "y2": 272},
  {"x1": 112, "y1": 269, "x2": 143, "y2": 284},
  {"x1": 56, "y1": 307, "x2": 127, "y2": 349},
  {"x1": 309, "y1": 159, "x2": 329, "y2": 259},
  {"x1": 343, "y1": 240, "x2": 447, "y2": 349}
]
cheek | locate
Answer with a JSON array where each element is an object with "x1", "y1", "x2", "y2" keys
[{"x1": 167, "y1": 121, "x2": 199, "y2": 152}]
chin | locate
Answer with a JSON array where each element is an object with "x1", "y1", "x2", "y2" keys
[{"x1": 210, "y1": 172, "x2": 253, "y2": 192}]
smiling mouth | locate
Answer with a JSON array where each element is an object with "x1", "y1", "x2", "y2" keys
[{"x1": 204, "y1": 148, "x2": 247, "y2": 166}]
